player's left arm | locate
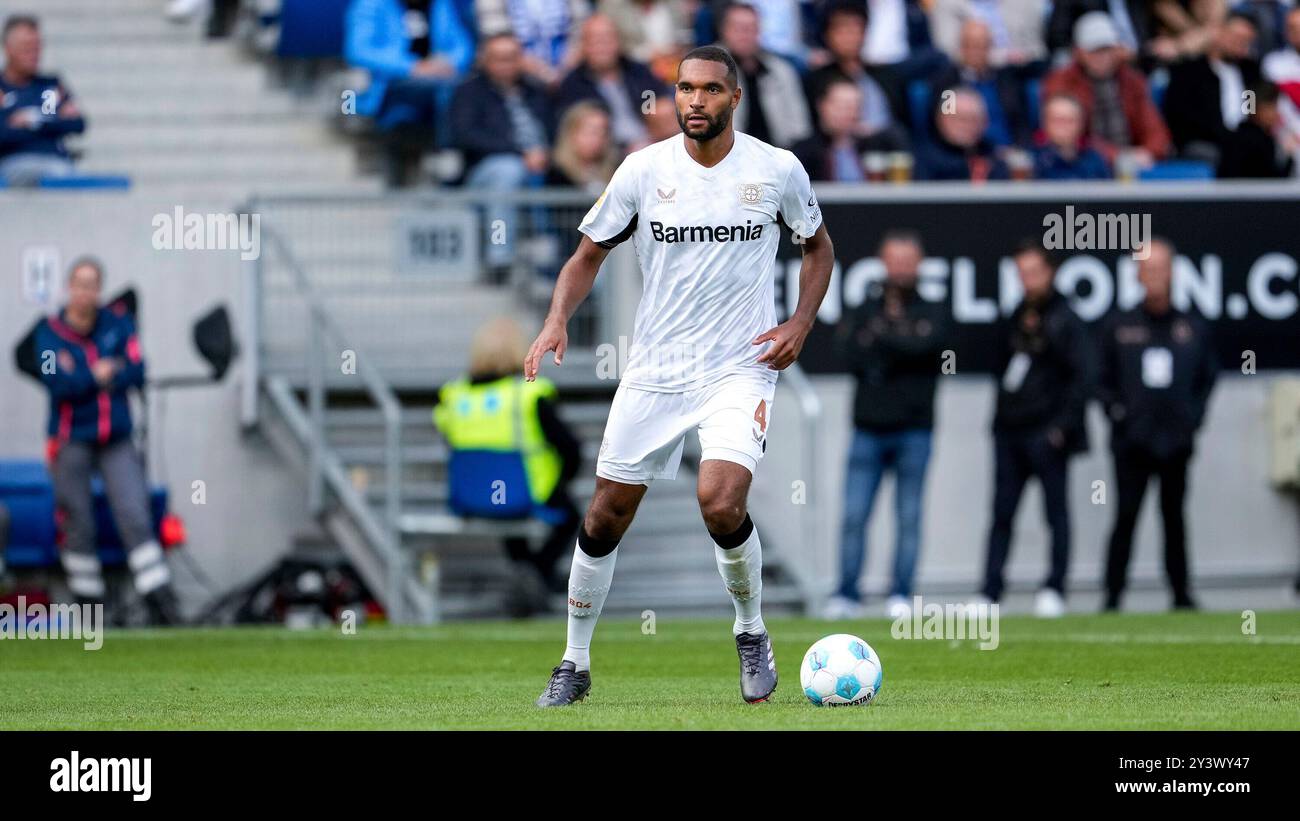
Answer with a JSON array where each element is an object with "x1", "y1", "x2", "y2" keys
[{"x1": 754, "y1": 223, "x2": 834, "y2": 370}]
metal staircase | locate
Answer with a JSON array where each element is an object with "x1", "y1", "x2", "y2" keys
[{"x1": 243, "y1": 198, "x2": 818, "y2": 623}]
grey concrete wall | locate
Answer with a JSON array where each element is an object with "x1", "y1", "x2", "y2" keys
[{"x1": 0, "y1": 191, "x2": 310, "y2": 599}]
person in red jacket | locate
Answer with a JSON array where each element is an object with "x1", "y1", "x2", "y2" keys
[
  {"x1": 1041, "y1": 12, "x2": 1172, "y2": 167},
  {"x1": 35, "y1": 258, "x2": 182, "y2": 625}
]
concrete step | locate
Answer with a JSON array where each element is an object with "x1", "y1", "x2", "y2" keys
[
  {"x1": 85, "y1": 122, "x2": 347, "y2": 152},
  {"x1": 80, "y1": 149, "x2": 357, "y2": 181}
]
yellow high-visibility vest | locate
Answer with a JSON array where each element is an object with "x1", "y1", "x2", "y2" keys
[{"x1": 433, "y1": 374, "x2": 562, "y2": 505}]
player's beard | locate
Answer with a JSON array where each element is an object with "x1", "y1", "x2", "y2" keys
[{"x1": 677, "y1": 106, "x2": 732, "y2": 143}]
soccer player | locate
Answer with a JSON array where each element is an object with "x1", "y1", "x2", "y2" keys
[{"x1": 524, "y1": 45, "x2": 834, "y2": 706}]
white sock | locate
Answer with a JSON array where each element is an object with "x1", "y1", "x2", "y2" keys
[
  {"x1": 562, "y1": 543, "x2": 618, "y2": 672},
  {"x1": 715, "y1": 524, "x2": 765, "y2": 636}
]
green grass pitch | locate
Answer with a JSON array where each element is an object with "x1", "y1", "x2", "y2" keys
[{"x1": 3, "y1": 611, "x2": 1298, "y2": 730}]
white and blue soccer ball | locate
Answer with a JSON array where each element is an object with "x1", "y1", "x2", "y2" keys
[{"x1": 800, "y1": 633, "x2": 883, "y2": 707}]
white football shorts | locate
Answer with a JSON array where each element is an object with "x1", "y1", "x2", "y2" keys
[{"x1": 595, "y1": 372, "x2": 776, "y2": 485}]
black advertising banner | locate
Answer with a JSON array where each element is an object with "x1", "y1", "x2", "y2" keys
[{"x1": 775, "y1": 192, "x2": 1300, "y2": 373}]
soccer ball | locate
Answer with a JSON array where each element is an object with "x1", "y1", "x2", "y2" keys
[{"x1": 800, "y1": 633, "x2": 883, "y2": 707}]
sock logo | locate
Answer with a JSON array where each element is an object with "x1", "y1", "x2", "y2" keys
[{"x1": 568, "y1": 598, "x2": 592, "y2": 609}]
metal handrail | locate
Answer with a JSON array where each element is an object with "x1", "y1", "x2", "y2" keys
[
  {"x1": 256, "y1": 222, "x2": 406, "y2": 622},
  {"x1": 777, "y1": 362, "x2": 824, "y2": 613}
]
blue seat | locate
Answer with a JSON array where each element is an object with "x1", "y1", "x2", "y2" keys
[
  {"x1": 447, "y1": 450, "x2": 535, "y2": 519},
  {"x1": 1138, "y1": 160, "x2": 1215, "y2": 181},
  {"x1": 277, "y1": 0, "x2": 350, "y2": 58},
  {"x1": 37, "y1": 175, "x2": 131, "y2": 190},
  {"x1": 0, "y1": 459, "x2": 168, "y2": 568}
]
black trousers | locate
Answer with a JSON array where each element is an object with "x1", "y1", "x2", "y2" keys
[
  {"x1": 982, "y1": 430, "x2": 1071, "y2": 600},
  {"x1": 504, "y1": 487, "x2": 580, "y2": 589},
  {"x1": 1105, "y1": 449, "x2": 1191, "y2": 602}
]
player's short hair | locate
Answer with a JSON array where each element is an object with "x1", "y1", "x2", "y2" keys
[
  {"x1": 879, "y1": 229, "x2": 924, "y2": 256},
  {"x1": 67, "y1": 256, "x2": 105, "y2": 286},
  {"x1": 2, "y1": 14, "x2": 39, "y2": 41},
  {"x1": 1011, "y1": 237, "x2": 1060, "y2": 272},
  {"x1": 678, "y1": 45, "x2": 739, "y2": 89}
]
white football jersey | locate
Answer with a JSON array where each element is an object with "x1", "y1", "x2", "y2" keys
[{"x1": 579, "y1": 132, "x2": 823, "y2": 392}]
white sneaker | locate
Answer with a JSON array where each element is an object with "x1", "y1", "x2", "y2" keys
[
  {"x1": 885, "y1": 595, "x2": 912, "y2": 620},
  {"x1": 821, "y1": 595, "x2": 863, "y2": 620},
  {"x1": 1034, "y1": 588, "x2": 1067, "y2": 618}
]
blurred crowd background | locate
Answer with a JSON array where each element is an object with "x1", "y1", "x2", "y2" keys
[{"x1": 5, "y1": 0, "x2": 1300, "y2": 189}]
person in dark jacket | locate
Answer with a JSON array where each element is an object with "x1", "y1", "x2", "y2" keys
[
  {"x1": 979, "y1": 240, "x2": 1097, "y2": 616},
  {"x1": 1162, "y1": 12, "x2": 1261, "y2": 167},
  {"x1": 827, "y1": 230, "x2": 949, "y2": 619},
  {"x1": 803, "y1": 3, "x2": 910, "y2": 151},
  {"x1": 1218, "y1": 80, "x2": 1296, "y2": 177},
  {"x1": 0, "y1": 15, "x2": 86, "y2": 185},
  {"x1": 929, "y1": 19, "x2": 1032, "y2": 148},
  {"x1": 35, "y1": 258, "x2": 181, "y2": 624},
  {"x1": 1098, "y1": 238, "x2": 1218, "y2": 611},
  {"x1": 914, "y1": 86, "x2": 1010, "y2": 181},
  {"x1": 450, "y1": 33, "x2": 554, "y2": 271},
  {"x1": 1032, "y1": 92, "x2": 1113, "y2": 179},
  {"x1": 552, "y1": 14, "x2": 666, "y2": 153}
]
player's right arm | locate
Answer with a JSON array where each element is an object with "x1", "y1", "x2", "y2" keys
[
  {"x1": 525, "y1": 152, "x2": 641, "y2": 381},
  {"x1": 524, "y1": 236, "x2": 611, "y2": 381}
]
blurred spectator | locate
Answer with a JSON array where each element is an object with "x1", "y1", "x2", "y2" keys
[
  {"x1": 1098, "y1": 239, "x2": 1218, "y2": 611},
  {"x1": 914, "y1": 86, "x2": 1009, "y2": 179},
  {"x1": 546, "y1": 101, "x2": 619, "y2": 190},
  {"x1": 1151, "y1": 0, "x2": 1228, "y2": 58},
  {"x1": 597, "y1": 0, "x2": 694, "y2": 82},
  {"x1": 716, "y1": 2, "x2": 813, "y2": 147},
  {"x1": 1236, "y1": 0, "x2": 1291, "y2": 53},
  {"x1": 1047, "y1": 0, "x2": 1155, "y2": 60},
  {"x1": 1218, "y1": 80, "x2": 1296, "y2": 175},
  {"x1": 931, "y1": 0, "x2": 1050, "y2": 69},
  {"x1": 1032, "y1": 93, "x2": 1112, "y2": 178},
  {"x1": 860, "y1": 0, "x2": 946, "y2": 80},
  {"x1": 979, "y1": 240, "x2": 1096, "y2": 617},
  {"x1": 1162, "y1": 11, "x2": 1260, "y2": 167},
  {"x1": 929, "y1": 18, "x2": 1032, "y2": 147},
  {"x1": 476, "y1": 0, "x2": 590, "y2": 86},
  {"x1": 738, "y1": 0, "x2": 806, "y2": 64},
  {"x1": 433, "y1": 317, "x2": 583, "y2": 613},
  {"x1": 805, "y1": 3, "x2": 909, "y2": 150},
  {"x1": 344, "y1": 0, "x2": 475, "y2": 143},
  {"x1": 36, "y1": 258, "x2": 182, "y2": 625},
  {"x1": 827, "y1": 230, "x2": 948, "y2": 620},
  {"x1": 793, "y1": 79, "x2": 874, "y2": 180},
  {"x1": 1261, "y1": 5, "x2": 1300, "y2": 173},
  {"x1": 451, "y1": 34, "x2": 553, "y2": 270},
  {"x1": 0, "y1": 15, "x2": 85, "y2": 185},
  {"x1": 554, "y1": 14, "x2": 666, "y2": 151},
  {"x1": 1041, "y1": 12, "x2": 1172, "y2": 165}
]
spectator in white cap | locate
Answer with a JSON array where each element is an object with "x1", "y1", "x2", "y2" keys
[{"x1": 1041, "y1": 11, "x2": 1172, "y2": 165}]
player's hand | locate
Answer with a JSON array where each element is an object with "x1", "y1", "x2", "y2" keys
[
  {"x1": 753, "y1": 317, "x2": 812, "y2": 371},
  {"x1": 524, "y1": 320, "x2": 567, "y2": 381}
]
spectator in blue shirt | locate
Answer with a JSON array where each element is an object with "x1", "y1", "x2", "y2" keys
[
  {"x1": 929, "y1": 19, "x2": 1031, "y2": 147},
  {"x1": 1033, "y1": 92, "x2": 1112, "y2": 179},
  {"x1": 344, "y1": 0, "x2": 475, "y2": 136},
  {"x1": 0, "y1": 15, "x2": 85, "y2": 185}
]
